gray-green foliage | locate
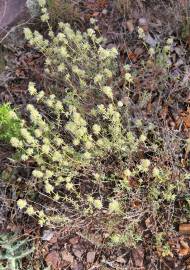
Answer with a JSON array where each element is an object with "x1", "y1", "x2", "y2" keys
[
  {"x1": 26, "y1": 0, "x2": 40, "y2": 17},
  {"x1": 0, "y1": 233, "x2": 34, "y2": 270}
]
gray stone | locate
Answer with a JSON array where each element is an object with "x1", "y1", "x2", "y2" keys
[
  {"x1": 0, "y1": 0, "x2": 27, "y2": 36},
  {"x1": 0, "y1": 0, "x2": 35, "y2": 48}
]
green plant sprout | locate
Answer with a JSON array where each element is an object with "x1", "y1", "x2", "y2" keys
[{"x1": 0, "y1": 104, "x2": 21, "y2": 143}]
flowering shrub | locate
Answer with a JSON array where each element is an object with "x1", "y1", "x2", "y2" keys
[{"x1": 6, "y1": 0, "x2": 188, "y2": 248}]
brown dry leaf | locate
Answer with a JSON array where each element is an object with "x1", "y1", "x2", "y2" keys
[
  {"x1": 181, "y1": 108, "x2": 190, "y2": 129},
  {"x1": 132, "y1": 199, "x2": 141, "y2": 209},
  {"x1": 127, "y1": 51, "x2": 138, "y2": 62},
  {"x1": 185, "y1": 137, "x2": 190, "y2": 160},
  {"x1": 87, "y1": 251, "x2": 96, "y2": 263},
  {"x1": 73, "y1": 245, "x2": 85, "y2": 259},
  {"x1": 134, "y1": 47, "x2": 144, "y2": 58},
  {"x1": 92, "y1": 12, "x2": 99, "y2": 17},
  {"x1": 179, "y1": 240, "x2": 190, "y2": 256},
  {"x1": 82, "y1": 233, "x2": 103, "y2": 246},
  {"x1": 126, "y1": 20, "x2": 134, "y2": 33},
  {"x1": 179, "y1": 224, "x2": 190, "y2": 234},
  {"x1": 45, "y1": 251, "x2": 61, "y2": 270},
  {"x1": 45, "y1": 231, "x2": 60, "y2": 244},
  {"x1": 72, "y1": 260, "x2": 84, "y2": 270},
  {"x1": 69, "y1": 236, "x2": 80, "y2": 245},
  {"x1": 132, "y1": 247, "x2": 144, "y2": 268},
  {"x1": 180, "y1": 240, "x2": 189, "y2": 249},
  {"x1": 145, "y1": 216, "x2": 154, "y2": 229},
  {"x1": 62, "y1": 250, "x2": 74, "y2": 263},
  {"x1": 116, "y1": 256, "x2": 126, "y2": 264},
  {"x1": 86, "y1": 0, "x2": 108, "y2": 10},
  {"x1": 160, "y1": 105, "x2": 168, "y2": 120}
]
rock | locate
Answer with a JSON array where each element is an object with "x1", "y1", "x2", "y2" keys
[
  {"x1": 144, "y1": 33, "x2": 158, "y2": 47},
  {"x1": 42, "y1": 230, "x2": 54, "y2": 241},
  {"x1": 0, "y1": 0, "x2": 31, "y2": 48},
  {"x1": 0, "y1": 0, "x2": 28, "y2": 36}
]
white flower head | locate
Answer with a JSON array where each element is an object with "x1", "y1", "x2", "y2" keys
[
  {"x1": 24, "y1": 28, "x2": 33, "y2": 40},
  {"x1": 42, "y1": 144, "x2": 50, "y2": 154},
  {"x1": 117, "y1": 101, "x2": 123, "y2": 107},
  {"x1": 34, "y1": 129, "x2": 42, "y2": 138},
  {"x1": 38, "y1": 0, "x2": 46, "y2": 7},
  {"x1": 9, "y1": 111, "x2": 18, "y2": 120},
  {"x1": 166, "y1": 37, "x2": 174, "y2": 45},
  {"x1": 32, "y1": 170, "x2": 43, "y2": 178},
  {"x1": 102, "y1": 86, "x2": 113, "y2": 100},
  {"x1": 93, "y1": 199, "x2": 102, "y2": 209},
  {"x1": 28, "y1": 82, "x2": 37, "y2": 96},
  {"x1": 109, "y1": 200, "x2": 121, "y2": 213},
  {"x1": 26, "y1": 206, "x2": 35, "y2": 216},
  {"x1": 92, "y1": 124, "x2": 101, "y2": 135},
  {"x1": 17, "y1": 199, "x2": 27, "y2": 209},
  {"x1": 45, "y1": 182, "x2": 54, "y2": 193},
  {"x1": 41, "y1": 14, "x2": 49, "y2": 22},
  {"x1": 139, "y1": 134, "x2": 147, "y2": 142},
  {"x1": 10, "y1": 137, "x2": 22, "y2": 148},
  {"x1": 125, "y1": 72, "x2": 133, "y2": 83},
  {"x1": 138, "y1": 27, "x2": 145, "y2": 39},
  {"x1": 163, "y1": 45, "x2": 171, "y2": 53},
  {"x1": 153, "y1": 167, "x2": 160, "y2": 177},
  {"x1": 148, "y1": 47, "x2": 155, "y2": 57},
  {"x1": 66, "y1": 182, "x2": 74, "y2": 191},
  {"x1": 90, "y1": 18, "x2": 97, "y2": 24},
  {"x1": 52, "y1": 151, "x2": 62, "y2": 162},
  {"x1": 21, "y1": 154, "x2": 28, "y2": 161}
]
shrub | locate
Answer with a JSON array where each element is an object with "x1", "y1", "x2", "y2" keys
[{"x1": 7, "y1": 0, "x2": 188, "y2": 249}]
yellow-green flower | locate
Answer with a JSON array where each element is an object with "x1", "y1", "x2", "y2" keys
[
  {"x1": 17, "y1": 199, "x2": 27, "y2": 209},
  {"x1": 125, "y1": 72, "x2": 133, "y2": 83},
  {"x1": 153, "y1": 167, "x2": 160, "y2": 177},
  {"x1": 93, "y1": 199, "x2": 102, "y2": 209},
  {"x1": 109, "y1": 200, "x2": 121, "y2": 213},
  {"x1": 26, "y1": 206, "x2": 35, "y2": 216},
  {"x1": 92, "y1": 124, "x2": 101, "y2": 135},
  {"x1": 102, "y1": 86, "x2": 113, "y2": 100}
]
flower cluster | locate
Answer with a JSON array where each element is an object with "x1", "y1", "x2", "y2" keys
[{"x1": 24, "y1": 8, "x2": 118, "y2": 104}]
